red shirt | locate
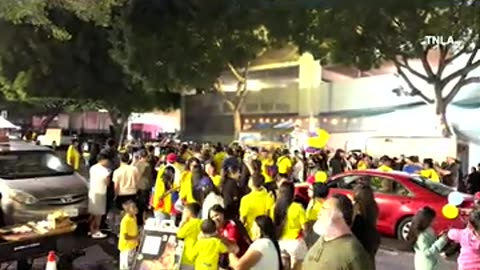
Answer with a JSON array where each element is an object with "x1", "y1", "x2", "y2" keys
[{"x1": 218, "y1": 220, "x2": 249, "y2": 256}]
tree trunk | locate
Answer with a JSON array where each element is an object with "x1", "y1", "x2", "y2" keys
[
  {"x1": 39, "y1": 111, "x2": 61, "y2": 132},
  {"x1": 108, "y1": 110, "x2": 129, "y2": 146},
  {"x1": 435, "y1": 100, "x2": 453, "y2": 137},
  {"x1": 117, "y1": 120, "x2": 128, "y2": 147},
  {"x1": 233, "y1": 108, "x2": 242, "y2": 140}
]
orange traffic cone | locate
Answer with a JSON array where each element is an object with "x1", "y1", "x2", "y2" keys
[{"x1": 45, "y1": 251, "x2": 57, "y2": 270}]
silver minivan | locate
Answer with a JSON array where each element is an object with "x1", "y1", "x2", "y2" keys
[{"x1": 0, "y1": 141, "x2": 89, "y2": 225}]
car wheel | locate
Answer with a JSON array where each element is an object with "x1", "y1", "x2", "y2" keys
[{"x1": 397, "y1": 216, "x2": 413, "y2": 241}]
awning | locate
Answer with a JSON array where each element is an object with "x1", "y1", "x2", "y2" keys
[{"x1": 0, "y1": 117, "x2": 19, "y2": 129}]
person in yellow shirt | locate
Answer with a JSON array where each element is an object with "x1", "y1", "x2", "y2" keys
[
  {"x1": 177, "y1": 203, "x2": 202, "y2": 270},
  {"x1": 155, "y1": 153, "x2": 183, "y2": 189},
  {"x1": 306, "y1": 183, "x2": 329, "y2": 223},
  {"x1": 152, "y1": 166, "x2": 175, "y2": 221},
  {"x1": 205, "y1": 160, "x2": 222, "y2": 188},
  {"x1": 276, "y1": 149, "x2": 293, "y2": 178},
  {"x1": 178, "y1": 158, "x2": 200, "y2": 204},
  {"x1": 239, "y1": 174, "x2": 275, "y2": 239},
  {"x1": 179, "y1": 164, "x2": 202, "y2": 204},
  {"x1": 420, "y1": 158, "x2": 440, "y2": 182},
  {"x1": 118, "y1": 200, "x2": 139, "y2": 270},
  {"x1": 357, "y1": 154, "x2": 370, "y2": 170},
  {"x1": 260, "y1": 148, "x2": 276, "y2": 191},
  {"x1": 66, "y1": 139, "x2": 81, "y2": 171},
  {"x1": 213, "y1": 145, "x2": 226, "y2": 173},
  {"x1": 305, "y1": 183, "x2": 329, "y2": 247},
  {"x1": 180, "y1": 144, "x2": 193, "y2": 163},
  {"x1": 377, "y1": 156, "x2": 393, "y2": 172},
  {"x1": 192, "y1": 219, "x2": 236, "y2": 270},
  {"x1": 271, "y1": 181, "x2": 307, "y2": 270}
]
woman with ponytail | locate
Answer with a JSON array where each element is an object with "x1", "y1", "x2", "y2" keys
[
  {"x1": 229, "y1": 215, "x2": 282, "y2": 270},
  {"x1": 272, "y1": 181, "x2": 307, "y2": 270}
]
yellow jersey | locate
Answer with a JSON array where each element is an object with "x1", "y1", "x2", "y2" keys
[
  {"x1": 420, "y1": 168, "x2": 440, "y2": 182},
  {"x1": 377, "y1": 165, "x2": 393, "y2": 172},
  {"x1": 66, "y1": 145, "x2": 80, "y2": 170},
  {"x1": 277, "y1": 155, "x2": 293, "y2": 175},
  {"x1": 179, "y1": 171, "x2": 197, "y2": 203},
  {"x1": 177, "y1": 218, "x2": 202, "y2": 265},
  {"x1": 239, "y1": 188, "x2": 275, "y2": 238},
  {"x1": 192, "y1": 237, "x2": 228, "y2": 270},
  {"x1": 306, "y1": 199, "x2": 324, "y2": 222},
  {"x1": 271, "y1": 202, "x2": 306, "y2": 240},
  {"x1": 261, "y1": 158, "x2": 275, "y2": 183},
  {"x1": 118, "y1": 214, "x2": 138, "y2": 251}
]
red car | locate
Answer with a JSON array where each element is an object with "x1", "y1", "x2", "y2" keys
[{"x1": 295, "y1": 170, "x2": 474, "y2": 241}]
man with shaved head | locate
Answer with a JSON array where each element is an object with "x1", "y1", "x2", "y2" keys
[{"x1": 303, "y1": 194, "x2": 373, "y2": 270}]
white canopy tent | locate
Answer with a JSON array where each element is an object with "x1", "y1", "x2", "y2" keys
[{"x1": 0, "y1": 117, "x2": 19, "y2": 129}]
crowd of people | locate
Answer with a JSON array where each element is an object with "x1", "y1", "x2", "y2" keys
[{"x1": 64, "y1": 138, "x2": 480, "y2": 270}]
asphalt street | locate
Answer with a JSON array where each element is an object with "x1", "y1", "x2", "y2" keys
[{"x1": 2, "y1": 234, "x2": 457, "y2": 270}]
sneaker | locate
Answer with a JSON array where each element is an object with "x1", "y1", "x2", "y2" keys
[{"x1": 91, "y1": 231, "x2": 108, "y2": 239}]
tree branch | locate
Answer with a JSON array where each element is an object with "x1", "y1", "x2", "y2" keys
[
  {"x1": 394, "y1": 61, "x2": 434, "y2": 104},
  {"x1": 420, "y1": 46, "x2": 435, "y2": 80},
  {"x1": 445, "y1": 76, "x2": 480, "y2": 105},
  {"x1": 441, "y1": 48, "x2": 480, "y2": 85},
  {"x1": 444, "y1": 37, "x2": 478, "y2": 66},
  {"x1": 395, "y1": 55, "x2": 430, "y2": 81},
  {"x1": 214, "y1": 78, "x2": 235, "y2": 111},
  {"x1": 227, "y1": 62, "x2": 246, "y2": 83},
  {"x1": 236, "y1": 63, "x2": 250, "y2": 110},
  {"x1": 436, "y1": 45, "x2": 449, "y2": 79}
]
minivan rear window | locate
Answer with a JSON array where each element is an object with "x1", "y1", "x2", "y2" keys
[{"x1": 0, "y1": 151, "x2": 73, "y2": 179}]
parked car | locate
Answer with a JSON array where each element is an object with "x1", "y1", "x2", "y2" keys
[
  {"x1": 0, "y1": 141, "x2": 89, "y2": 225},
  {"x1": 295, "y1": 170, "x2": 474, "y2": 241}
]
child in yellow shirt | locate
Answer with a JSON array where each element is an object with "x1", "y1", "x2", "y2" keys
[
  {"x1": 192, "y1": 219, "x2": 237, "y2": 270},
  {"x1": 118, "y1": 200, "x2": 139, "y2": 270},
  {"x1": 177, "y1": 203, "x2": 202, "y2": 270}
]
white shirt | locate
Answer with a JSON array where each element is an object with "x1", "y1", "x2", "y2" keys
[
  {"x1": 292, "y1": 160, "x2": 304, "y2": 182},
  {"x1": 89, "y1": 164, "x2": 110, "y2": 195},
  {"x1": 249, "y1": 238, "x2": 280, "y2": 270},
  {"x1": 202, "y1": 192, "x2": 224, "y2": 219}
]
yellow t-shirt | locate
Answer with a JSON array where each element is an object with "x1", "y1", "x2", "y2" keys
[
  {"x1": 118, "y1": 214, "x2": 138, "y2": 251},
  {"x1": 239, "y1": 188, "x2": 275, "y2": 238},
  {"x1": 181, "y1": 151, "x2": 192, "y2": 163},
  {"x1": 377, "y1": 165, "x2": 393, "y2": 172},
  {"x1": 177, "y1": 218, "x2": 202, "y2": 265},
  {"x1": 277, "y1": 155, "x2": 292, "y2": 175},
  {"x1": 179, "y1": 171, "x2": 197, "y2": 203},
  {"x1": 213, "y1": 152, "x2": 226, "y2": 173},
  {"x1": 306, "y1": 199, "x2": 324, "y2": 222},
  {"x1": 357, "y1": 161, "x2": 368, "y2": 170},
  {"x1": 152, "y1": 176, "x2": 172, "y2": 214},
  {"x1": 211, "y1": 175, "x2": 222, "y2": 188},
  {"x1": 66, "y1": 145, "x2": 80, "y2": 170},
  {"x1": 261, "y1": 158, "x2": 275, "y2": 183},
  {"x1": 192, "y1": 237, "x2": 228, "y2": 270},
  {"x1": 271, "y1": 202, "x2": 306, "y2": 240},
  {"x1": 420, "y1": 169, "x2": 440, "y2": 182}
]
